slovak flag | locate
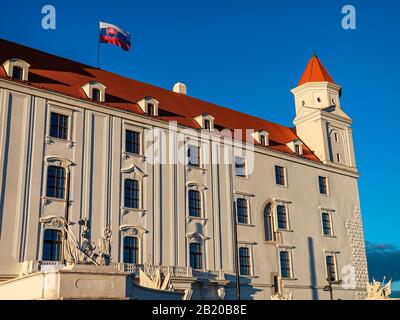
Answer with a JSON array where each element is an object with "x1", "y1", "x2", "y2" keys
[{"x1": 99, "y1": 21, "x2": 131, "y2": 51}]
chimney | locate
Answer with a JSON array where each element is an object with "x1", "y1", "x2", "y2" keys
[{"x1": 173, "y1": 82, "x2": 187, "y2": 95}]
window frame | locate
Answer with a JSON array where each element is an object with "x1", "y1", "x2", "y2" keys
[
  {"x1": 320, "y1": 208, "x2": 335, "y2": 237},
  {"x1": 318, "y1": 176, "x2": 329, "y2": 195},
  {"x1": 42, "y1": 229, "x2": 62, "y2": 262},
  {"x1": 187, "y1": 143, "x2": 201, "y2": 168},
  {"x1": 49, "y1": 112, "x2": 69, "y2": 141},
  {"x1": 235, "y1": 156, "x2": 247, "y2": 178},
  {"x1": 123, "y1": 236, "x2": 139, "y2": 264},
  {"x1": 125, "y1": 129, "x2": 141, "y2": 155},
  {"x1": 46, "y1": 165, "x2": 66, "y2": 200},
  {"x1": 124, "y1": 179, "x2": 140, "y2": 209},
  {"x1": 238, "y1": 247, "x2": 252, "y2": 276},
  {"x1": 278, "y1": 248, "x2": 294, "y2": 279},
  {"x1": 274, "y1": 165, "x2": 287, "y2": 187},
  {"x1": 263, "y1": 203, "x2": 276, "y2": 242},
  {"x1": 188, "y1": 189, "x2": 202, "y2": 218},
  {"x1": 324, "y1": 252, "x2": 339, "y2": 282},
  {"x1": 236, "y1": 198, "x2": 249, "y2": 224},
  {"x1": 189, "y1": 242, "x2": 203, "y2": 270}
]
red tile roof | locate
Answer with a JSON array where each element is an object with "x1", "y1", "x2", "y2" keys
[
  {"x1": 298, "y1": 53, "x2": 335, "y2": 86},
  {"x1": 0, "y1": 39, "x2": 320, "y2": 162}
]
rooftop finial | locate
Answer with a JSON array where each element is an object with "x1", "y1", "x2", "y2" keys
[{"x1": 312, "y1": 51, "x2": 318, "y2": 58}]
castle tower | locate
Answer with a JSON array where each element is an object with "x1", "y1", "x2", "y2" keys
[{"x1": 291, "y1": 53, "x2": 356, "y2": 168}]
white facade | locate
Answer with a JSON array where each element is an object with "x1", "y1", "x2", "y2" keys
[{"x1": 0, "y1": 50, "x2": 368, "y2": 300}]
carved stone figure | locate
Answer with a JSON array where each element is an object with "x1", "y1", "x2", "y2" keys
[
  {"x1": 366, "y1": 277, "x2": 392, "y2": 300},
  {"x1": 139, "y1": 255, "x2": 172, "y2": 291},
  {"x1": 271, "y1": 290, "x2": 293, "y2": 300}
]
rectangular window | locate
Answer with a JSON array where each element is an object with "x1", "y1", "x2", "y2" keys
[
  {"x1": 326, "y1": 255, "x2": 337, "y2": 282},
  {"x1": 280, "y1": 250, "x2": 292, "y2": 278},
  {"x1": 322, "y1": 212, "x2": 333, "y2": 236},
  {"x1": 319, "y1": 176, "x2": 328, "y2": 195},
  {"x1": 239, "y1": 247, "x2": 251, "y2": 276},
  {"x1": 189, "y1": 243, "x2": 202, "y2": 269},
  {"x1": 124, "y1": 179, "x2": 139, "y2": 209},
  {"x1": 147, "y1": 103, "x2": 154, "y2": 116},
  {"x1": 126, "y1": 130, "x2": 140, "y2": 154},
  {"x1": 204, "y1": 119, "x2": 211, "y2": 130},
  {"x1": 50, "y1": 112, "x2": 68, "y2": 140},
  {"x1": 12, "y1": 66, "x2": 23, "y2": 80},
  {"x1": 42, "y1": 229, "x2": 62, "y2": 261},
  {"x1": 336, "y1": 153, "x2": 341, "y2": 163},
  {"x1": 188, "y1": 190, "x2": 201, "y2": 217},
  {"x1": 260, "y1": 135, "x2": 266, "y2": 146},
  {"x1": 236, "y1": 198, "x2": 248, "y2": 224},
  {"x1": 277, "y1": 205, "x2": 288, "y2": 230},
  {"x1": 123, "y1": 236, "x2": 138, "y2": 264},
  {"x1": 275, "y1": 166, "x2": 286, "y2": 186},
  {"x1": 235, "y1": 157, "x2": 246, "y2": 178},
  {"x1": 295, "y1": 144, "x2": 300, "y2": 155},
  {"x1": 92, "y1": 88, "x2": 101, "y2": 102},
  {"x1": 187, "y1": 144, "x2": 200, "y2": 167},
  {"x1": 46, "y1": 166, "x2": 66, "y2": 199}
]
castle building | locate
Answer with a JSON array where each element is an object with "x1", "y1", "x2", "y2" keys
[{"x1": 0, "y1": 39, "x2": 368, "y2": 300}]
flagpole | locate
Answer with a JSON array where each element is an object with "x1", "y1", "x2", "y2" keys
[{"x1": 97, "y1": 20, "x2": 100, "y2": 69}]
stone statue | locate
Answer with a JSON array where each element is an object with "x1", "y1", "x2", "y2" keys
[
  {"x1": 366, "y1": 277, "x2": 392, "y2": 300},
  {"x1": 271, "y1": 290, "x2": 293, "y2": 300},
  {"x1": 183, "y1": 288, "x2": 193, "y2": 300},
  {"x1": 217, "y1": 287, "x2": 225, "y2": 300},
  {"x1": 139, "y1": 255, "x2": 172, "y2": 291}
]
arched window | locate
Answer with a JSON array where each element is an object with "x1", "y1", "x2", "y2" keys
[
  {"x1": 42, "y1": 229, "x2": 62, "y2": 261},
  {"x1": 123, "y1": 236, "x2": 138, "y2": 264},
  {"x1": 263, "y1": 204, "x2": 275, "y2": 241}
]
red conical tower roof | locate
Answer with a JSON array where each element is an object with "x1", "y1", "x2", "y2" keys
[{"x1": 298, "y1": 53, "x2": 335, "y2": 86}]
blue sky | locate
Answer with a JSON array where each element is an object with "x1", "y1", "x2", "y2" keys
[{"x1": 0, "y1": 0, "x2": 399, "y2": 284}]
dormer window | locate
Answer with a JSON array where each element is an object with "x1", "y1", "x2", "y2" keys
[
  {"x1": 147, "y1": 103, "x2": 154, "y2": 116},
  {"x1": 286, "y1": 140, "x2": 303, "y2": 156},
  {"x1": 137, "y1": 97, "x2": 159, "y2": 117},
  {"x1": 92, "y1": 88, "x2": 101, "y2": 102},
  {"x1": 2, "y1": 58, "x2": 31, "y2": 81},
  {"x1": 12, "y1": 66, "x2": 23, "y2": 80},
  {"x1": 194, "y1": 113, "x2": 215, "y2": 131},
  {"x1": 204, "y1": 119, "x2": 211, "y2": 131},
  {"x1": 252, "y1": 130, "x2": 269, "y2": 147},
  {"x1": 81, "y1": 81, "x2": 106, "y2": 103}
]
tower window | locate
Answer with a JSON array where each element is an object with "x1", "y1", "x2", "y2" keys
[
  {"x1": 235, "y1": 157, "x2": 246, "y2": 178},
  {"x1": 125, "y1": 130, "x2": 140, "y2": 154},
  {"x1": 322, "y1": 211, "x2": 333, "y2": 236},
  {"x1": 279, "y1": 250, "x2": 292, "y2": 278},
  {"x1": 277, "y1": 205, "x2": 288, "y2": 230},
  {"x1": 336, "y1": 153, "x2": 341, "y2": 163},
  {"x1": 334, "y1": 133, "x2": 339, "y2": 142},
  {"x1": 264, "y1": 204, "x2": 275, "y2": 241},
  {"x1": 124, "y1": 179, "x2": 139, "y2": 209},
  {"x1": 46, "y1": 166, "x2": 66, "y2": 199},
  {"x1": 318, "y1": 176, "x2": 328, "y2": 195},
  {"x1": 275, "y1": 166, "x2": 286, "y2": 186},
  {"x1": 12, "y1": 66, "x2": 23, "y2": 80},
  {"x1": 187, "y1": 144, "x2": 200, "y2": 167},
  {"x1": 236, "y1": 198, "x2": 248, "y2": 224},
  {"x1": 123, "y1": 236, "x2": 139, "y2": 264},
  {"x1": 50, "y1": 112, "x2": 68, "y2": 140},
  {"x1": 42, "y1": 229, "x2": 62, "y2": 261},
  {"x1": 189, "y1": 243, "x2": 202, "y2": 269},
  {"x1": 326, "y1": 255, "x2": 337, "y2": 282},
  {"x1": 317, "y1": 97, "x2": 322, "y2": 103},
  {"x1": 239, "y1": 247, "x2": 251, "y2": 276},
  {"x1": 188, "y1": 190, "x2": 201, "y2": 217}
]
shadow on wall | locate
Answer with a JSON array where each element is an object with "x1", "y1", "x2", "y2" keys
[
  {"x1": 308, "y1": 237, "x2": 319, "y2": 300},
  {"x1": 223, "y1": 274, "x2": 264, "y2": 300}
]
